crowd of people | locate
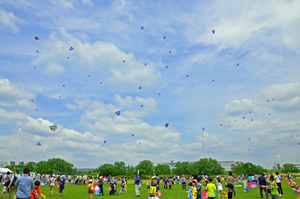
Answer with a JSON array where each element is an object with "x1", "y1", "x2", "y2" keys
[{"x1": 0, "y1": 168, "x2": 297, "y2": 199}]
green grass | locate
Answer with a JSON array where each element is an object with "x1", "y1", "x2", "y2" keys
[{"x1": 15, "y1": 178, "x2": 299, "y2": 199}]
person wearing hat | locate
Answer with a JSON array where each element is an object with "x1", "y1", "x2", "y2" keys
[
  {"x1": 49, "y1": 174, "x2": 56, "y2": 196},
  {"x1": 222, "y1": 183, "x2": 234, "y2": 199},
  {"x1": 134, "y1": 170, "x2": 141, "y2": 197},
  {"x1": 119, "y1": 180, "x2": 126, "y2": 195},
  {"x1": 147, "y1": 176, "x2": 160, "y2": 199},
  {"x1": 87, "y1": 178, "x2": 94, "y2": 199}
]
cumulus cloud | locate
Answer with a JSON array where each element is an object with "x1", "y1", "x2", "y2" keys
[{"x1": 0, "y1": 8, "x2": 23, "y2": 33}]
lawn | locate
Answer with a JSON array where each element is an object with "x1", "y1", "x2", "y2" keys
[{"x1": 32, "y1": 178, "x2": 300, "y2": 199}]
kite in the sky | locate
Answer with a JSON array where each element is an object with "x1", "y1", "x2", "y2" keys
[
  {"x1": 67, "y1": 57, "x2": 69, "y2": 59},
  {"x1": 158, "y1": 93, "x2": 161, "y2": 96},
  {"x1": 202, "y1": 128, "x2": 205, "y2": 131},
  {"x1": 144, "y1": 63, "x2": 147, "y2": 66},
  {"x1": 34, "y1": 36, "x2": 39, "y2": 40},
  {"x1": 163, "y1": 36, "x2": 166, "y2": 39},
  {"x1": 59, "y1": 96, "x2": 61, "y2": 98},
  {"x1": 140, "y1": 26, "x2": 144, "y2": 30},
  {"x1": 212, "y1": 30, "x2": 215, "y2": 34},
  {"x1": 139, "y1": 142, "x2": 141, "y2": 144},
  {"x1": 220, "y1": 124, "x2": 223, "y2": 126},
  {"x1": 36, "y1": 109, "x2": 38, "y2": 111},
  {"x1": 63, "y1": 84, "x2": 65, "y2": 87},
  {"x1": 49, "y1": 125, "x2": 57, "y2": 131},
  {"x1": 212, "y1": 79, "x2": 214, "y2": 82},
  {"x1": 237, "y1": 63, "x2": 239, "y2": 66},
  {"x1": 69, "y1": 46, "x2": 74, "y2": 51},
  {"x1": 165, "y1": 123, "x2": 169, "y2": 127},
  {"x1": 249, "y1": 111, "x2": 251, "y2": 113},
  {"x1": 31, "y1": 99, "x2": 33, "y2": 102},
  {"x1": 186, "y1": 75, "x2": 189, "y2": 77},
  {"x1": 243, "y1": 116, "x2": 245, "y2": 119},
  {"x1": 115, "y1": 111, "x2": 120, "y2": 116},
  {"x1": 169, "y1": 51, "x2": 171, "y2": 53},
  {"x1": 104, "y1": 140, "x2": 107, "y2": 143},
  {"x1": 131, "y1": 134, "x2": 134, "y2": 137},
  {"x1": 267, "y1": 100, "x2": 269, "y2": 102},
  {"x1": 141, "y1": 105, "x2": 143, "y2": 107},
  {"x1": 36, "y1": 142, "x2": 41, "y2": 146},
  {"x1": 123, "y1": 60, "x2": 125, "y2": 63},
  {"x1": 272, "y1": 98, "x2": 274, "y2": 100},
  {"x1": 251, "y1": 119, "x2": 253, "y2": 121},
  {"x1": 100, "y1": 82, "x2": 102, "y2": 84},
  {"x1": 248, "y1": 138, "x2": 251, "y2": 140},
  {"x1": 269, "y1": 113, "x2": 270, "y2": 115},
  {"x1": 139, "y1": 86, "x2": 142, "y2": 89},
  {"x1": 88, "y1": 75, "x2": 90, "y2": 77},
  {"x1": 36, "y1": 50, "x2": 38, "y2": 53},
  {"x1": 166, "y1": 66, "x2": 168, "y2": 69}
]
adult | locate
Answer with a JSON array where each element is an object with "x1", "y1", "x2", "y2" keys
[
  {"x1": 83, "y1": 175, "x2": 86, "y2": 185},
  {"x1": 97, "y1": 175, "x2": 104, "y2": 196},
  {"x1": 275, "y1": 172, "x2": 282, "y2": 196},
  {"x1": 49, "y1": 174, "x2": 56, "y2": 196},
  {"x1": 4, "y1": 172, "x2": 11, "y2": 194},
  {"x1": 36, "y1": 173, "x2": 41, "y2": 181},
  {"x1": 177, "y1": 175, "x2": 180, "y2": 185},
  {"x1": 254, "y1": 173, "x2": 259, "y2": 184},
  {"x1": 68, "y1": 175, "x2": 71, "y2": 183},
  {"x1": 156, "y1": 174, "x2": 160, "y2": 185},
  {"x1": 8, "y1": 169, "x2": 19, "y2": 199},
  {"x1": 258, "y1": 173, "x2": 269, "y2": 198},
  {"x1": 163, "y1": 175, "x2": 168, "y2": 190},
  {"x1": 227, "y1": 172, "x2": 236, "y2": 197},
  {"x1": 181, "y1": 175, "x2": 187, "y2": 190},
  {"x1": 15, "y1": 168, "x2": 34, "y2": 199},
  {"x1": 134, "y1": 170, "x2": 141, "y2": 197}
]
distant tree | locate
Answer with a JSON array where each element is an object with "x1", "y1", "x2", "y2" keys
[
  {"x1": 154, "y1": 164, "x2": 171, "y2": 175},
  {"x1": 282, "y1": 163, "x2": 299, "y2": 174},
  {"x1": 136, "y1": 160, "x2": 154, "y2": 175},
  {"x1": 97, "y1": 164, "x2": 116, "y2": 176},
  {"x1": 114, "y1": 161, "x2": 126, "y2": 175},
  {"x1": 172, "y1": 161, "x2": 189, "y2": 175},
  {"x1": 231, "y1": 162, "x2": 266, "y2": 174},
  {"x1": 26, "y1": 162, "x2": 37, "y2": 171}
]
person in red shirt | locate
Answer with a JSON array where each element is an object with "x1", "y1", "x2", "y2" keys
[{"x1": 31, "y1": 181, "x2": 46, "y2": 199}]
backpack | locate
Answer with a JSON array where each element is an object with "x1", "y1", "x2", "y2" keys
[
  {"x1": 196, "y1": 183, "x2": 202, "y2": 197},
  {"x1": 11, "y1": 175, "x2": 18, "y2": 187}
]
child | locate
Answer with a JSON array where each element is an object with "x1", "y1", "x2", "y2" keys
[
  {"x1": 222, "y1": 183, "x2": 234, "y2": 199},
  {"x1": 59, "y1": 180, "x2": 64, "y2": 197},
  {"x1": 87, "y1": 178, "x2": 94, "y2": 199},
  {"x1": 169, "y1": 178, "x2": 172, "y2": 190},
  {"x1": 119, "y1": 180, "x2": 125, "y2": 195},
  {"x1": 243, "y1": 177, "x2": 248, "y2": 193},
  {"x1": 31, "y1": 181, "x2": 46, "y2": 199},
  {"x1": 196, "y1": 177, "x2": 204, "y2": 199},
  {"x1": 203, "y1": 177, "x2": 216, "y2": 199},
  {"x1": 191, "y1": 181, "x2": 197, "y2": 199},
  {"x1": 148, "y1": 176, "x2": 160, "y2": 199},
  {"x1": 186, "y1": 182, "x2": 194, "y2": 199},
  {"x1": 0, "y1": 186, "x2": 6, "y2": 198},
  {"x1": 261, "y1": 175, "x2": 279, "y2": 199},
  {"x1": 217, "y1": 178, "x2": 224, "y2": 199}
]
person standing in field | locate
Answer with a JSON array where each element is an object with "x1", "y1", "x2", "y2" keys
[
  {"x1": 275, "y1": 172, "x2": 282, "y2": 196},
  {"x1": 135, "y1": 170, "x2": 141, "y2": 197},
  {"x1": 7, "y1": 169, "x2": 19, "y2": 199},
  {"x1": 15, "y1": 168, "x2": 34, "y2": 199},
  {"x1": 258, "y1": 173, "x2": 269, "y2": 198},
  {"x1": 87, "y1": 178, "x2": 94, "y2": 199},
  {"x1": 261, "y1": 175, "x2": 278, "y2": 199},
  {"x1": 163, "y1": 175, "x2": 168, "y2": 190},
  {"x1": 227, "y1": 172, "x2": 235, "y2": 198},
  {"x1": 49, "y1": 174, "x2": 56, "y2": 197},
  {"x1": 97, "y1": 175, "x2": 104, "y2": 196},
  {"x1": 182, "y1": 175, "x2": 187, "y2": 190}
]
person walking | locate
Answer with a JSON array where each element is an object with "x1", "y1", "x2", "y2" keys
[
  {"x1": 49, "y1": 174, "x2": 56, "y2": 196},
  {"x1": 182, "y1": 175, "x2": 187, "y2": 189},
  {"x1": 7, "y1": 169, "x2": 19, "y2": 199},
  {"x1": 15, "y1": 168, "x2": 34, "y2": 199},
  {"x1": 97, "y1": 175, "x2": 104, "y2": 196},
  {"x1": 258, "y1": 173, "x2": 269, "y2": 198},
  {"x1": 275, "y1": 172, "x2": 283, "y2": 196},
  {"x1": 227, "y1": 172, "x2": 235, "y2": 198},
  {"x1": 163, "y1": 175, "x2": 168, "y2": 190}
]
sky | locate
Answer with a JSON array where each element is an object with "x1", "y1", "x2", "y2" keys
[{"x1": 0, "y1": 0, "x2": 300, "y2": 169}]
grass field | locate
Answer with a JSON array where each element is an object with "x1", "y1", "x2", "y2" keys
[{"x1": 13, "y1": 178, "x2": 300, "y2": 199}]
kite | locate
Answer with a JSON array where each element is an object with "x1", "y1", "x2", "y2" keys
[
  {"x1": 139, "y1": 142, "x2": 141, "y2": 144},
  {"x1": 139, "y1": 86, "x2": 142, "y2": 89},
  {"x1": 158, "y1": 93, "x2": 161, "y2": 96},
  {"x1": 165, "y1": 123, "x2": 169, "y2": 127},
  {"x1": 141, "y1": 105, "x2": 143, "y2": 107},
  {"x1": 272, "y1": 98, "x2": 274, "y2": 100},
  {"x1": 49, "y1": 125, "x2": 57, "y2": 131},
  {"x1": 212, "y1": 30, "x2": 215, "y2": 34},
  {"x1": 31, "y1": 99, "x2": 33, "y2": 102},
  {"x1": 248, "y1": 149, "x2": 250, "y2": 151},
  {"x1": 69, "y1": 46, "x2": 74, "y2": 51},
  {"x1": 123, "y1": 60, "x2": 126, "y2": 63},
  {"x1": 248, "y1": 138, "x2": 251, "y2": 140},
  {"x1": 228, "y1": 126, "x2": 230, "y2": 128},
  {"x1": 131, "y1": 134, "x2": 134, "y2": 137},
  {"x1": 220, "y1": 124, "x2": 223, "y2": 126},
  {"x1": 249, "y1": 111, "x2": 251, "y2": 113},
  {"x1": 186, "y1": 75, "x2": 189, "y2": 77},
  {"x1": 59, "y1": 96, "x2": 61, "y2": 98},
  {"x1": 144, "y1": 63, "x2": 147, "y2": 66},
  {"x1": 202, "y1": 128, "x2": 205, "y2": 131},
  {"x1": 36, "y1": 109, "x2": 38, "y2": 111},
  {"x1": 166, "y1": 66, "x2": 168, "y2": 69},
  {"x1": 243, "y1": 116, "x2": 245, "y2": 119},
  {"x1": 267, "y1": 100, "x2": 269, "y2": 102},
  {"x1": 212, "y1": 79, "x2": 214, "y2": 82},
  {"x1": 115, "y1": 111, "x2": 120, "y2": 116},
  {"x1": 36, "y1": 142, "x2": 41, "y2": 146},
  {"x1": 100, "y1": 82, "x2": 102, "y2": 84},
  {"x1": 63, "y1": 84, "x2": 65, "y2": 87},
  {"x1": 299, "y1": 143, "x2": 300, "y2": 145},
  {"x1": 67, "y1": 57, "x2": 69, "y2": 59},
  {"x1": 237, "y1": 63, "x2": 239, "y2": 66},
  {"x1": 269, "y1": 113, "x2": 270, "y2": 115},
  {"x1": 34, "y1": 37, "x2": 39, "y2": 40},
  {"x1": 251, "y1": 119, "x2": 253, "y2": 121},
  {"x1": 140, "y1": 26, "x2": 144, "y2": 30},
  {"x1": 88, "y1": 75, "x2": 90, "y2": 77},
  {"x1": 169, "y1": 51, "x2": 171, "y2": 53},
  {"x1": 163, "y1": 36, "x2": 166, "y2": 39},
  {"x1": 278, "y1": 139, "x2": 279, "y2": 141},
  {"x1": 34, "y1": 66, "x2": 36, "y2": 68},
  {"x1": 36, "y1": 50, "x2": 39, "y2": 53},
  {"x1": 104, "y1": 140, "x2": 107, "y2": 143}
]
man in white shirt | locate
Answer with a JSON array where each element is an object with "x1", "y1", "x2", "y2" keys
[{"x1": 275, "y1": 172, "x2": 283, "y2": 196}]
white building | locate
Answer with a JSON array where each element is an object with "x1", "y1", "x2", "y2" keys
[
  {"x1": 0, "y1": 162, "x2": 9, "y2": 168},
  {"x1": 282, "y1": 162, "x2": 300, "y2": 169},
  {"x1": 218, "y1": 161, "x2": 236, "y2": 171},
  {"x1": 155, "y1": 160, "x2": 177, "y2": 170}
]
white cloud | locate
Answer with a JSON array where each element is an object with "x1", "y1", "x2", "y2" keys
[
  {"x1": 49, "y1": 0, "x2": 73, "y2": 8},
  {"x1": 82, "y1": 0, "x2": 93, "y2": 6},
  {"x1": 46, "y1": 64, "x2": 65, "y2": 75},
  {"x1": 0, "y1": 8, "x2": 23, "y2": 33},
  {"x1": 0, "y1": 108, "x2": 26, "y2": 124}
]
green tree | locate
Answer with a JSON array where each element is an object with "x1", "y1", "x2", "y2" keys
[
  {"x1": 186, "y1": 158, "x2": 224, "y2": 175},
  {"x1": 35, "y1": 158, "x2": 75, "y2": 174},
  {"x1": 172, "y1": 161, "x2": 189, "y2": 175},
  {"x1": 26, "y1": 162, "x2": 37, "y2": 171},
  {"x1": 282, "y1": 163, "x2": 299, "y2": 174},
  {"x1": 97, "y1": 164, "x2": 116, "y2": 176},
  {"x1": 136, "y1": 160, "x2": 154, "y2": 175},
  {"x1": 154, "y1": 164, "x2": 171, "y2": 175},
  {"x1": 231, "y1": 162, "x2": 266, "y2": 174},
  {"x1": 114, "y1": 161, "x2": 126, "y2": 175}
]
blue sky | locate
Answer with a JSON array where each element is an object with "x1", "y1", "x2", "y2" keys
[{"x1": 1, "y1": 0, "x2": 300, "y2": 169}]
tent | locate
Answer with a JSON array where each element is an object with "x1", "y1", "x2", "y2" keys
[{"x1": 0, "y1": 168, "x2": 13, "y2": 174}]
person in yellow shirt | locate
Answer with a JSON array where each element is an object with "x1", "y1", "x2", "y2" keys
[{"x1": 203, "y1": 177, "x2": 216, "y2": 199}]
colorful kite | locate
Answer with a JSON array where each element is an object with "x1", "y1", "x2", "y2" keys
[
  {"x1": 67, "y1": 57, "x2": 69, "y2": 59},
  {"x1": 251, "y1": 119, "x2": 253, "y2": 121},
  {"x1": 202, "y1": 128, "x2": 205, "y2": 131},
  {"x1": 163, "y1": 36, "x2": 166, "y2": 39},
  {"x1": 69, "y1": 46, "x2": 74, "y2": 51},
  {"x1": 49, "y1": 125, "x2": 57, "y2": 131},
  {"x1": 186, "y1": 75, "x2": 189, "y2": 77},
  {"x1": 212, "y1": 79, "x2": 214, "y2": 82},
  {"x1": 243, "y1": 116, "x2": 245, "y2": 119},
  {"x1": 166, "y1": 66, "x2": 168, "y2": 69},
  {"x1": 248, "y1": 138, "x2": 251, "y2": 140},
  {"x1": 141, "y1": 105, "x2": 143, "y2": 107},
  {"x1": 169, "y1": 51, "x2": 171, "y2": 53},
  {"x1": 63, "y1": 84, "x2": 65, "y2": 87},
  {"x1": 31, "y1": 99, "x2": 33, "y2": 102},
  {"x1": 140, "y1": 26, "x2": 144, "y2": 30},
  {"x1": 158, "y1": 93, "x2": 161, "y2": 96},
  {"x1": 36, "y1": 50, "x2": 39, "y2": 53},
  {"x1": 237, "y1": 63, "x2": 239, "y2": 66},
  {"x1": 115, "y1": 111, "x2": 120, "y2": 116},
  {"x1": 139, "y1": 86, "x2": 142, "y2": 89},
  {"x1": 36, "y1": 142, "x2": 41, "y2": 146},
  {"x1": 59, "y1": 96, "x2": 61, "y2": 98},
  {"x1": 139, "y1": 142, "x2": 141, "y2": 144},
  {"x1": 131, "y1": 134, "x2": 134, "y2": 136},
  {"x1": 249, "y1": 111, "x2": 251, "y2": 113},
  {"x1": 144, "y1": 63, "x2": 147, "y2": 66},
  {"x1": 34, "y1": 36, "x2": 39, "y2": 40},
  {"x1": 165, "y1": 123, "x2": 169, "y2": 127},
  {"x1": 88, "y1": 75, "x2": 90, "y2": 77},
  {"x1": 36, "y1": 109, "x2": 38, "y2": 111},
  {"x1": 267, "y1": 100, "x2": 269, "y2": 102},
  {"x1": 212, "y1": 30, "x2": 215, "y2": 34},
  {"x1": 100, "y1": 82, "x2": 102, "y2": 84},
  {"x1": 123, "y1": 60, "x2": 125, "y2": 63},
  {"x1": 272, "y1": 98, "x2": 274, "y2": 100},
  {"x1": 104, "y1": 140, "x2": 107, "y2": 143}
]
